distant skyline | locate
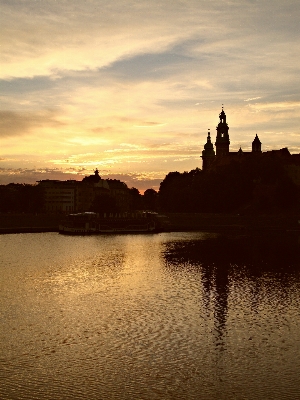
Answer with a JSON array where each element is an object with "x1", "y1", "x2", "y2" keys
[{"x1": 1, "y1": 0, "x2": 299, "y2": 192}]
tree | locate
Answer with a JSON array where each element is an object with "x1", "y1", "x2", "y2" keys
[
  {"x1": 143, "y1": 189, "x2": 158, "y2": 210},
  {"x1": 0, "y1": 184, "x2": 43, "y2": 213},
  {"x1": 129, "y1": 187, "x2": 142, "y2": 210},
  {"x1": 157, "y1": 157, "x2": 299, "y2": 213}
]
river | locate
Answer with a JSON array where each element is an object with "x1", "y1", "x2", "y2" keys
[{"x1": 0, "y1": 231, "x2": 299, "y2": 399}]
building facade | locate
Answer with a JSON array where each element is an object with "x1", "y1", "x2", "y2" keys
[
  {"x1": 37, "y1": 169, "x2": 130, "y2": 213},
  {"x1": 38, "y1": 180, "x2": 77, "y2": 213}
]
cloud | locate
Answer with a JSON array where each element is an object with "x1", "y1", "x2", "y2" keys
[
  {"x1": 100, "y1": 172, "x2": 165, "y2": 192},
  {"x1": 0, "y1": 166, "x2": 85, "y2": 185},
  {"x1": 90, "y1": 126, "x2": 113, "y2": 134},
  {"x1": 3, "y1": 0, "x2": 297, "y2": 81},
  {"x1": 1, "y1": 1, "x2": 205, "y2": 80},
  {"x1": 113, "y1": 117, "x2": 164, "y2": 128},
  {"x1": 134, "y1": 123, "x2": 166, "y2": 128},
  {"x1": 244, "y1": 97, "x2": 262, "y2": 102},
  {"x1": 0, "y1": 0, "x2": 300, "y2": 191},
  {"x1": 0, "y1": 109, "x2": 64, "y2": 137},
  {"x1": 106, "y1": 51, "x2": 195, "y2": 82},
  {"x1": 0, "y1": 166, "x2": 164, "y2": 192},
  {"x1": 249, "y1": 101, "x2": 300, "y2": 111}
]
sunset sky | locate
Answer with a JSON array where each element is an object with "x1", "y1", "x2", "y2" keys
[{"x1": 1, "y1": 0, "x2": 299, "y2": 192}]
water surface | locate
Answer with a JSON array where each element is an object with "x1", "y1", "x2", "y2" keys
[{"x1": 0, "y1": 232, "x2": 299, "y2": 399}]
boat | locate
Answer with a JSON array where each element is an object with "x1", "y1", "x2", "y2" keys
[{"x1": 59, "y1": 211, "x2": 169, "y2": 235}]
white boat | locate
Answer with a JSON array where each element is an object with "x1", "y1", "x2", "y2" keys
[{"x1": 59, "y1": 211, "x2": 166, "y2": 235}]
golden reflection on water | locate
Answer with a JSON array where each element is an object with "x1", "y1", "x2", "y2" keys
[{"x1": 0, "y1": 232, "x2": 300, "y2": 400}]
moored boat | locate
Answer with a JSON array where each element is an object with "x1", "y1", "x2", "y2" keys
[{"x1": 59, "y1": 211, "x2": 168, "y2": 235}]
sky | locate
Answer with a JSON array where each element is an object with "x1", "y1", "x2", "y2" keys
[{"x1": 1, "y1": 0, "x2": 300, "y2": 192}]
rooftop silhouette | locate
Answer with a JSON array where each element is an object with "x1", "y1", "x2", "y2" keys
[{"x1": 201, "y1": 107, "x2": 300, "y2": 173}]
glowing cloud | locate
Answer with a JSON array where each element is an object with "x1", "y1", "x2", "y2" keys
[{"x1": 0, "y1": 0, "x2": 300, "y2": 190}]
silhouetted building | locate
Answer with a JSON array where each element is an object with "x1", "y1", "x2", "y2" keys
[
  {"x1": 215, "y1": 108, "x2": 230, "y2": 157},
  {"x1": 37, "y1": 169, "x2": 125, "y2": 213},
  {"x1": 201, "y1": 108, "x2": 300, "y2": 186},
  {"x1": 201, "y1": 129, "x2": 215, "y2": 171},
  {"x1": 78, "y1": 169, "x2": 110, "y2": 212},
  {"x1": 37, "y1": 179, "x2": 77, "y2": 213},
  {"x1": 252, "y1": 134, "x2": 262, "y2": 153},
  {"x1": 202, "y1": 107, "x2": 262, "y2": 169}
]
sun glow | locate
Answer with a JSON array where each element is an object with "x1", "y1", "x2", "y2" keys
[{"x1": 1, "y1": 0, "x2": 299, "y2": 190}]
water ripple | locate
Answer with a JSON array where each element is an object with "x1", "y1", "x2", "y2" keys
[{"x1": 0, "y1": 232, "x2": 299, "y2": 399}]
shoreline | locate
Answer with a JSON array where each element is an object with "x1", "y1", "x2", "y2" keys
[
  {"x1": 163, "y1": 212, "x2": 300, "y2": 235},
  {"x1": 0, "y1": 212, "x2": 299, "y2": 235},
  {"x1": 0, "y1": 213, "x2": 62, "y2": 235},
  {"x1": 0, "y1": 227, "x2": 58, "y2": 234}
]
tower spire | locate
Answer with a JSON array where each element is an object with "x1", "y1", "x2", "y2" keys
[
  {"x1": 215, "y1": 106, "x2": 230, "y2": 157},
  {"x1": 201, "y1": 128, "x2": 215, "y2": 170},
  {"x1": 252, "y1": 133, "x2": 262, "y2": 153}
]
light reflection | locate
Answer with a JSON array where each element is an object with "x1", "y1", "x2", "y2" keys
[
  {"x1": 163, "y1": 233, "x2": 300, "y2": 353},
  {"x1": 1, "y1": 232, "x2": 300, "y2": 400}
]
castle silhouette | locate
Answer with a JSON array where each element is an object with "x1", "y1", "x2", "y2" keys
[{"x1": 201, "y1": 107, "x2": 300, "y2": 178}]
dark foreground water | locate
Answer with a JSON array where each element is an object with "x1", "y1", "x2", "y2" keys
[{"x1": 0, "y1": 232, "x2": 299, "y2": 400}]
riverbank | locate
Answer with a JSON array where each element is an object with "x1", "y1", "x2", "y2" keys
[
  {"x1": 165, "y1": 212, "x2": 300, "y2": 233},
  {"x1": 0, "y1": 212, "x2": 299, "y2": 234},
  {"x1": 0, "y1": 213, "x2": 62, "y2": 234}
]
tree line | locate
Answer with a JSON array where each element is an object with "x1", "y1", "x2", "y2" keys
[
  {"x1": 0, "y1": 157, "x2": 298, "y2": 214},
  {"x1": 158, "y1": 156, "x2": 298, "y2": 213},
  {"x1": 0, "y1": 183, "x2": 159, "y2": 213},
  {"x1": 0, "y1": 184, "x2": 44, "y2": 213}
]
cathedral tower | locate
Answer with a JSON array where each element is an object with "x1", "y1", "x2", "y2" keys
[
  {"x1": 201, "y1": 129, "x2": 215, "y2": 170},
  {"x1": 215, "y1": 107, "x2": 230, "y2": 157},
  {"x1": 252, "y1": 134, "x2": 262, "y2": 153}
]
